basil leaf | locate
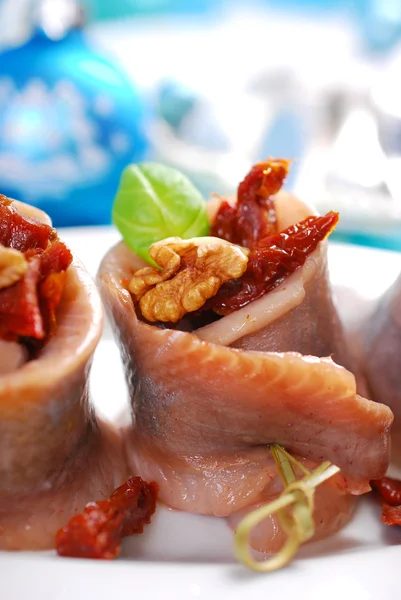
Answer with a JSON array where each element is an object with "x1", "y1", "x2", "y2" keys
[{"x1": 112, "y1": 163, "x2": 210, "y2": 263}]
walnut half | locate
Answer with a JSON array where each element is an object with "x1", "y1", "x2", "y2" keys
[
  {"x1": 129, "y1": 237, "x2": 249, "y2": 323},
  {"x1": 0, "y1": 245, "x2": 28, "y2": 290}
]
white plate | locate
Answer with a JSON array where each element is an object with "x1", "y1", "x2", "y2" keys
[{"x1": 2, "y1": 228, "x2": 401, "y2": 600}]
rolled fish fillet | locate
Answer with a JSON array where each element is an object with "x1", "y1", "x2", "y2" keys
[
  {"x1": 0, "y1": 201, "x2": 126, "y2": 550},
  {"x1": 362, "y1": 272, "x2": 401, "y2": 462},
  {"x1": 99, "y1": 189, "x2": 393, "y2": 552}
]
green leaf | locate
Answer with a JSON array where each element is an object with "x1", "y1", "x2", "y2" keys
[{"x1": 112, "y1": 163, "x2": 210, "y2": 263}]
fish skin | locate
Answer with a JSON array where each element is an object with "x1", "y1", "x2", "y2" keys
[
  {"x1": 126, "y1": 442, "x2": 280, "y2": 516},
  {"x1": 195, "y1": 192, "x2": 368, "y2": 396},
  {"x1": 231, "y1": 256, "x2": 352, "y2": 364},
  {"x1": 98, "y1": 242, "x2": 392, "y2": 512},
  {"x1": 362, "y1": 273, "x2": 401, "y2": 463},
  {"x1": 0, "y1": 258, "x2": 127, "y2": 550}
]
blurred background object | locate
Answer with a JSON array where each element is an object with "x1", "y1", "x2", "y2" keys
[
  {"x1": 0, "y1": 0, "x2": 401, "y2": 249},
  {"x1": 0, "y1": 0, "x2": 148, "y2": 226}
]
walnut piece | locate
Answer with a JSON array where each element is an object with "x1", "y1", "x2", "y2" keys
[
  {"x1": 129, "y1": 237, "x2": 249, "y2": 323},
  {"x1": 0, "y1": 245, "x2": 28, "y2": 290}
]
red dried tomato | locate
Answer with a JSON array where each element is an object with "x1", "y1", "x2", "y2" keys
[
  {"x1": 55, "y1": 477, "x2": 158, "y2": 559},
  {"x1": 371, "y1": 477, "x2": 401, "y2": 526},
  {"x1": 371, "y1": 477, "x2": 401, "y2": 506},
  {"x1": 211, "y1": 159, "x2": 289, "y2": 247},
  {"x1": 0, "y1": 258, "x2": 44, "y2": 338},
  {"x1": 39, "y1": 271, "x2": 68, "y2": 334},
  {"x1": 0, "y1": 196, "x2": 72, "y2": 341},
  {"x1": 39, "y1": 239, "x2": 72, "y2": 279},
  {"x1": 381, "y1": 503, "x2": 401, "y2": 526},
  {"x1": 0, "y1": 195, "x2": 54, "y2": 252},
  {"x1": 210, "y1": 211, "x2": 339, "y2": 315}
]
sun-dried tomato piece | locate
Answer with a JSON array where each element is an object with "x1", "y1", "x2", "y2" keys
[
  {"x1": 39, "y1": 271, "x2": 67, "y2": 334},
  {"x1": 109, "y1": 477, "x2": 157, "y2": 537},
  {"x1": 371, "y1": 477, "x2": 401, "y2": 526},
  {"x1": 0, "y1": 197, "x2": 73, "y2": 341},
  {"x1": 0, "y1": 258, "x2": 44, "y2": 338},
  {"x1": 211, "y1": 159, "x2": 289, "y2": 248},
  {"x1": 0, "y1": 195, "x2": 54, "y2": 252},
  {"x1": 208, "y1": 161, "x2": 338, "y2": 315},
  {"x1": 40, "y1": 239, "x2": 72, "y2": 279},
  {"x1": 210, "y1": 212, "x2": 339, "y2": 315},
  {"x1": 381, "y1": 503, "x2": 401, "y2": 526},
  {"x1": 55, "y1": 477, "x2": 158, "y2": 559},
  {"x1": 371, "y1": 477, "x2": 401, "y2": 506}
]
